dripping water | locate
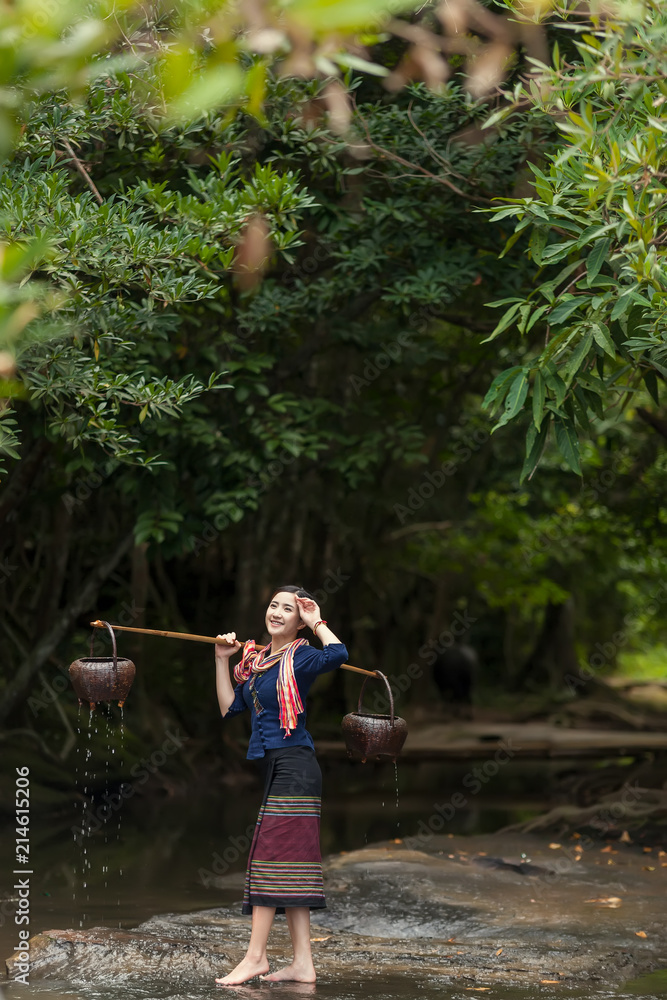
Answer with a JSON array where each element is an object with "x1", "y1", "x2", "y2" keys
[
  {"x1": 117, "y1": 703, "x2": 125, "y2": 912},
  {"x1": 79, "y1": 706, "x2": 94, "y2": 926},
  {"x1": 394, "y1": 760, "x2": 400, "y2": 835},
  {"x1": 102, "y1": 709, "x2": 111, "y2": 902},
  {"x1": 72, "y1": 703, "x2": 82, "y2": 922}
]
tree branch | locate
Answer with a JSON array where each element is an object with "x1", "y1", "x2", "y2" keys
[
  {"x1": 61, "y1": 139, "x2": 104, "y2": 206},
  {"x1": 353, "y1": 103, "x2": 490, "y2": 204},
  {"x1": 0, "y1": 532, "x2": 134, "y2": 724},
  {"x1": 636, "y1": 406, "x2": 667, "y2": 442}
]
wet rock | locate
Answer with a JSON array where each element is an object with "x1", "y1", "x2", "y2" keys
[
  {"x1": 6, "y1": 834, "x2": 667, "y2": 991},
  {"x1": 470, "y1": 855, "x2": 549, "y2": 875},
  {"x1": 9, "y1": 925, "x2": 231, "y2": 981}
]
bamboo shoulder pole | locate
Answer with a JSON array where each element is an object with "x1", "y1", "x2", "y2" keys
[
  {"x1": 91, "y1": 621, "x2": 224, "y2": 645},
  {"x1": 90, "y1": 620, "x2": 379, "y2": 678}
]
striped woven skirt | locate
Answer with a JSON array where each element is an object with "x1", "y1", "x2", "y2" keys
[{"x1": 242, "y1": 745, "x2": 325, "y2": 915}]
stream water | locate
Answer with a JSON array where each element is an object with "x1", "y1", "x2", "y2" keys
[
  {"x1": 3, "y1": 967, "x2": 667, "y2": 1000},
  {"x1": 1, "y1": 754, "x2": 666, "y2": 1000}
]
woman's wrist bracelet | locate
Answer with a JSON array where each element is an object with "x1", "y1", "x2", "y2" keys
[{"x1": 312, "y1": 620, "x2": 327, "y2": 634}]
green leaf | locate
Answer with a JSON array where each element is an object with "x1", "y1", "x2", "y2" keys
[
  {"x1": 542, "y1": 326, "x2": 578, "y2": 365},
  {"x1": 538, "y1": 259, "x2": 583, "y2": 304},
  {"x1": 642, "y1": 368, "x2": 659, "y2": 404},
  {"x1": 562, "y1": 329, "x2": 593, "y2": 382},
  {"x1": 481, "y1": 366, "x2": 523, "y2": 410},
  {"x1": 590, "y1": 322, "x2": 616, "y2": 358},
  {"x1": 542, "y1": 364, "x2": 568, "y2": 406},
  {"x1": 580, "y1": 385, "x2": 604, "y2": 421},
  {"x1": 575, "y1": 222, "x2": 615, "y2": 249},
  {"x1": 483, "y1": 107, "x2": 513, "y2": 130},
  {"x1": 525, "y1": 303, "x2": 550, "y2": 332},
  {"x1": 532, "y1": 370, "x2": 545, "y2": 429},
  {"x1": 505, "y1": 369, "x2": 529, "y2": 417},
  {"x1": 548, "y1": 297, "x2": 583, "y2": 325},
  {"x1": 499, "y1": 228, "x2": 525, "y2": 258},
  {"x1": 611, "y1": 292, "x2": 633, "y2": 321},
  {"x1": 333, "y1": 52, "x2": 390, "y2": 76},
  {"x1": 520, "y1": 415, "x2": 550, "y2": 484},
  {"x1": 586, "y1": 238, "x2": 611, "y2": 285},
  {"x1": 539, "y1": 239, "x2": 579, "y2": 263},
  {"x1": 650, "y1": 358, "x2": 667, "y2": 380},
  {"x1": 529, "y1": 228, "x2": 548, "y2": 264},
  {"x1": 572, "y1": 386, "x2": 592, "y2": 434},
  {"x1": 481, "y1": 302, "x2": 523, "y2": 343},
  {"x1": 554, "y1": 417, "x2": 582, "y2": 475},
  {"x1": 492, "y1": 369, "x2": 529, "y2": 431},
  {"x1": 489, "y1": 207, "x2": 524, "y2": 222},
  {"x1": 168, "y1": 65, "x2": 245, "y2": 119},
  {"x1": 486, "y1": 297, "x2": 525, "y2": 308}
]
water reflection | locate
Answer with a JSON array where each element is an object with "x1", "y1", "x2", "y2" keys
[{"x1": 5, "y1": 973, "x2": 667, "y2": 1000}]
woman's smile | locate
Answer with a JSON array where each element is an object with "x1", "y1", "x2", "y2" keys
[{"x1": 265, "y1": 593, "x2": 303, "y2": 642}]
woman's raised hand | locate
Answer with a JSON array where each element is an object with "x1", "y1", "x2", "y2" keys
[
  {"x1": 215, "y1": 632, "x2": 242, "y2": 661},
  {"x1": 295, "y1": 596, "x2": 321, "y2": 629}
]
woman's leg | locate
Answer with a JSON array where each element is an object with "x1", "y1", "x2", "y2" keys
[
  {"x1": 215, "y1": 905, "x2": 275, "y2": 985},
  {"x1": 261, "y1": 906, "x2": 316, "y2": 982}
]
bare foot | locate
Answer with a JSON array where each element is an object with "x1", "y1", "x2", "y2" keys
[
  {"x1": 215, "y1": 955, "x2": 270, "y2": 985},
  {"x1": 260, "y1": 962, "x2": 316, "y2": 983}
]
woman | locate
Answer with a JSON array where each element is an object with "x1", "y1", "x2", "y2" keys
[{"x1": 214, "y1": 585, "x2": 348, "y2": 986}]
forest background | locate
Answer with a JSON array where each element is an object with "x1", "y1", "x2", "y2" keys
[{"x1": 0, "y1": 0, "x2": 666, "y2": 801}]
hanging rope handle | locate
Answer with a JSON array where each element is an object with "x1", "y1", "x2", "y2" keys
[
  {"x1": 89, "y1": 621, "x2": 381, "y2": 679},
  {"x1": 356, "y1": 670, "x2": 395, "y2": 726},
  {"x1": 89, "y1": 619, "x2": 118, "y2": 674}
]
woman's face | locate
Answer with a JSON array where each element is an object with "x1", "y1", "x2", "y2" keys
[{"x1": 265, "y1": 592, "x2": 304, "y2": 642}]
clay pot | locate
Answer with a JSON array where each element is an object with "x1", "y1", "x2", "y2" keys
[
  {"x1": 69, "y1": 621, "x2": 135, "y2": 710},
  {"x1": 341, "y1": 671, "x2": 408, "y2": 762}
]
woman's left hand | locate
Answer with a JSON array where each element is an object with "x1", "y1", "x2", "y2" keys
[{"x1": 295, "y1": 595, "x2": 321, "y2": 629}]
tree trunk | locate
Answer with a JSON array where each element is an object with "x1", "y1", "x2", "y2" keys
[{"x1": 520, "y1": 597, "x2": 580, "y2": 691}]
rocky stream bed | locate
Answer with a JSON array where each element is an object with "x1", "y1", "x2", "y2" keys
[{"x1": 4, "y1": 833, "x2": 667, "y2": 996}]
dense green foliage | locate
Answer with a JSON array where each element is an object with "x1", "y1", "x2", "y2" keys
[
  {"x1": 485, "y1": 0, "x2": 667, "y2": 478},
  {"x1": 1, "y1": 4, "x2": 666, "y2": 787}
]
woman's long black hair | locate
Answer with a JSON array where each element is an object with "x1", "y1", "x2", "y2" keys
[{"x1": 270, "y1": 584, "x2": 316, "y2": 602}]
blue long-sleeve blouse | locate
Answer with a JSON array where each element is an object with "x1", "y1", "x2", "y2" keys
[{"x1": 222, "y1": 642, "x2": 348, "y2": 759}]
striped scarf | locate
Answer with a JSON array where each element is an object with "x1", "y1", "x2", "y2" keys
[{"x1": 234, "y1": 638, "x2": 309, "y2": 738}]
